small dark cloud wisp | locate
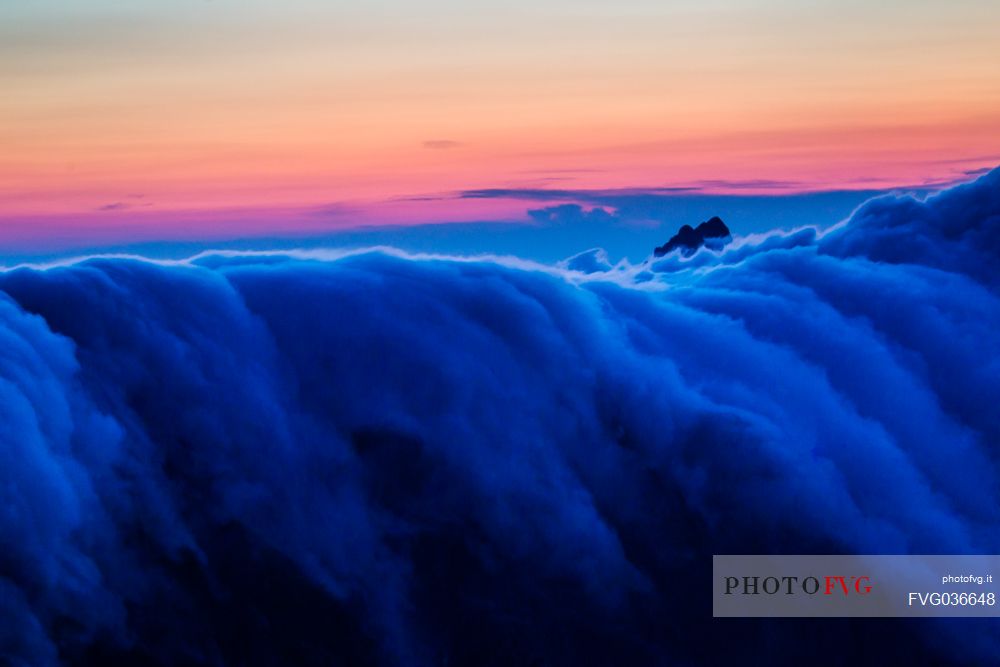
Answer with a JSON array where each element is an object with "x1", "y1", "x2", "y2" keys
[
  {"x1": 422, "y1": 140, "x2": 462, "y2": 150},
  {"x1": 97, "y1": 202, "x2": 129, "y2": 211}
]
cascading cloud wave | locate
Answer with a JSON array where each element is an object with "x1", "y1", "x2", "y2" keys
[{"x1": 1, "y1": 168, "x2": 998, "y2": 665}]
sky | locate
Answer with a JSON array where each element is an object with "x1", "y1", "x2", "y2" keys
[{"x1": 2, "y1": 0, "x2": 999, "y2": 257}]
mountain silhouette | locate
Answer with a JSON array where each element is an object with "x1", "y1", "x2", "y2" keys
[{"x1": 654, "y1": 216, "x2": 732, "y2": 257}]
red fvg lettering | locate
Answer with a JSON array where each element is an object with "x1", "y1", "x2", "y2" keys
[{"x1": 824, "y1": 576, "x2": 872, "y2": 595}]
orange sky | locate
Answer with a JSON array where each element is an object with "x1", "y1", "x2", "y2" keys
[{"x1": 2, "y1": 0, "x2": 999, "y2": 236}]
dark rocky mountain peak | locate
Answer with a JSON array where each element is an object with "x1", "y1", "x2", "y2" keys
[{"x1": 653, "y1": 216, "x2": 732, "y2": 257}]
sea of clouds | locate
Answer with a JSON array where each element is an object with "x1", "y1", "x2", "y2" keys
[{"x1": 1, "y1": 168, "x2": 998, "y2": 665}]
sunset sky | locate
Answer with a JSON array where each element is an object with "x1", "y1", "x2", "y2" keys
[{"x1": 2, "y1": 0, "x2": 999, "y2": 253}]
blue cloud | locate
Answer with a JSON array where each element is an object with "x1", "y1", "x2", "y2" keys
[
  {"x1": 559, "y1": 247, "x2": 615, "y2": 274},
  {"x1": 819, "y1": 166, "x2": 1000, "y2": 286},
  {"x1": 0, "y1": 168, "x2": 998, "y2": 665}
]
